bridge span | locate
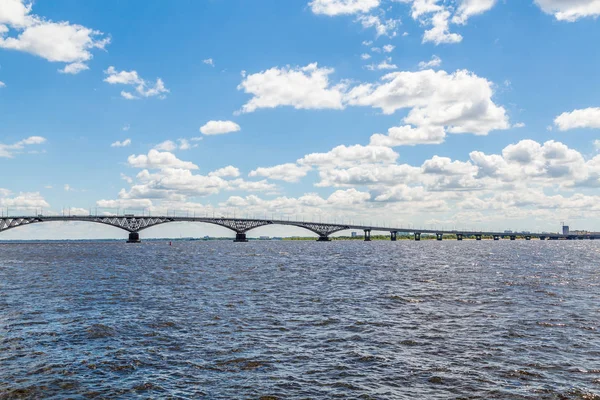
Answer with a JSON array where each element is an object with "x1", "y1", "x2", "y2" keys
[{"x1": 0, "y1": 215, "x2": 594, "y2": 242}]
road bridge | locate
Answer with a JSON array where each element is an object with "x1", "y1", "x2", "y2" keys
[{"x1": 0, "y1": 215, "x2": 595, "y2": 242}]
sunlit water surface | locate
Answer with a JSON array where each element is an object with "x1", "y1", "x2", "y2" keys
[{"x1": 0, "y1": 241, "x2": 599, "y2": 399}]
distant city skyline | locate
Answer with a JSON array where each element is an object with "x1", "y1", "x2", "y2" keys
[{"x1": 2, "y1": 0, "x2": 600, "y2": 239}]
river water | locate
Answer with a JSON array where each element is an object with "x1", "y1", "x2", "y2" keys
[{"x1": 0, "y1": 241, "x2": 599, "y2": 399}]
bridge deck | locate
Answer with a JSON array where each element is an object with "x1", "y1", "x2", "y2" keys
[{"x1": 0, "y1": 215, "x2": 587, "y2": 240}]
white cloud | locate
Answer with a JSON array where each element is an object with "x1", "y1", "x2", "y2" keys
[
  {"x1": 423, "y1": 10, "x2": 463, "y2": 44},
  {"x1": 122, "y1": 124, "x2": 130, "y2": 131},
  {"x1": 513, "y1": 122, "x2": 526, "y2": 128},
  {"x1": 127, "y1": 150, "x2": 199, "y2": 170},
  {"x1": 209, "y1": 166, "x2": 241, "y2": 178},
  {"x1": 111, "y1": 139, "x2": 131, "y2": 148},
  {"x1": 238, "y1": 64, "x2": 508, "y2": 139},
  {"x1": 237, "y1": 63, "x2": 346, "y2": 113},
  {"x1": 361, "y1": 53, "x2": 372, "y2": 60},
  {"x1": 309, "y1": 0, "x2": 381, "y2": 15},
  {"x1": 452, "y1": 0, "x2": 497, "y2": 24},
  {"x1": 345, "y1": 69, "x2": 509, "y2": 135},
  {"x1": 64, "y1": 184, "x2": 73, "y2": 192},
  {"x1": 0, "y1": 189, "x2": 50, "y2": 210},
  {"x1": 554, "y1": 107, "x2": 600, "y2": 130},
  {"x1": 58, "y1": 62, "x2": 89, "y2": 75},
  {"x1": 154, "y1": 140, "x2": 177, "y2": 152},
  {"x1": 120, "y1": 91, "x2": 138, "y2": 100},
  {"x1": 0, "y1": 136, "x2": 46, "y2": 158},
  {"x1": 0, "y1": 0, "x2": 109, "y2": 73},
  {"x1": 120, "y1": 173, "x2": 133, "y2": 184},
  {"x1": 382, "y1": 44, "x2": 395, "y2": 53},
  {"x1": 534, "y1": 0, "x2": 600, "y2": 21},
  {"x1": 357, "y1": 14, "x2": 400, "y2": 37},
  {"x1": 299, "y1": 144, "x2": 399, "y2": 167},
  {"x1": 154, "y1": 139, "x2": 195, "y2": 151},
  {"x1": 0, "y1": 81, "x2": 5, "y2": 88},
  {"x1": 366, "y1": 57, "x2": 398, "y2": 70},
  {"x1": 370, "y1": 125, "x2": 446, "y2": 146},
  {"x1": 249, "y1": 163, "x2": 312, "y2": 182},
  {"x1": 104, "y1": 66, "x2": 169, "y2": 99},
  {"x1": 418, "y1": 55, "x2": 442, "y2": 69},
  {"x1": 200, "y1": 120, "x2": 241, "y2": 135},
  {"x1": 595, "y1": 140, "x2": 600, "y2": 151},
  {"x1": 203, "y1": 58, "x2": 214, "y2": 66}
]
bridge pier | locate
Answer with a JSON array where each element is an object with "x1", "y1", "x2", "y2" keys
[
  {"x1": 127, "y1": 232, "x2": 141, "y2": 243},
  {"x1": 390, "y1": 231, "x2": 397, "y2": 241},
  {"x1": 364, "y1": 229, "x2": 371, "y2": 242},
  {"x1": 436, "y1": 233, "x2": 443, "y2": 241},
  {"x1": 539, "y1": 236, "x2": 546, "y2": 241},
  {"x1": 317, "y1": 235, "x2": 331, "y2": 242},
  {"x1": 510, "y1": 236, "x2": 516, "y2": 241},
  {"x1": 525, "y1": 236, "x2": 531, "y2": 241},
  {"x1": 414, "y1": 232, "x2": 421, "y2": 241},
  {"x1": 234, "y1": 233, "x2": 248, "y2": 242},
  {"x1": 457, "y1": 234, "x2": 463, "y2": 241},
  {"x1": 476, "y1": 234, "x2": 482, "y2": 241},
  {"x1": 493, "y1": 235, "x2": 500, "y2": 241}
]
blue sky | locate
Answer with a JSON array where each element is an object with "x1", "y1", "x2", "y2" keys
[{"x1": 2, "y1": 0, "x2": 600, "y2": 239}]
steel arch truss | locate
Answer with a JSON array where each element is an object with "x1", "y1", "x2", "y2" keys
[
  {"x1": 95, "y1": 217, "x2": 174, "y2": 232},
  {"x1": 197, "y1": 218, "x2": 273, "y2": 233},
  {"x1": 288, "y1": 222, "x2": 350, "y2": 237},
  {"x1": 0, "y1": 216, "x2": 175, "y2": 233},
  {"x1": 0, "y1": 217, "x2": 41, "y2": 232}
]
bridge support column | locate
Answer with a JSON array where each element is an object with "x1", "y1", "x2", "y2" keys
[
  {"x1": 317, "y1": 235, "x2": 331, "y2": 242},
  {"x1": 457, "y1": 234, "x2": 463, "y2": 241},
  {"x1": 510, "y1": 236, "x2": 516, "y2": 241},
  {"x1": 414, "y1": 232, "x2": 421, "y2": 241},
  {"x1": 391, "y1": 231, "x2": 397, "y2": 241},
  {"x1": 539, "y1": 236, "x2": 546, "y2": 241},
  {"x1": 234, "y1": 233, "x2": 248, "y2": 242},
  {"x1": 493, "y1": 235, "x2": 500, "y2": 241},
  {"x1": 525, "y1": 236, "x2": 531, "y2": 241},
  {"x1": 436, "y1": 233, "x2": 443, "y2": 241},
  {"x1": 364, "y1": 229, "x2": 371, "y2": 242},
  {"x1": 476, "y1": 234, "x2": 482, "y2": 241},
  {"x1": 127, "y1": 232, "x2": 141, "y2": 243}
]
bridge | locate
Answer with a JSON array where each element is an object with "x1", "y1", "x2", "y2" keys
[{"x1": 0, "y1": 215, "x2": 595, "y2": 242}]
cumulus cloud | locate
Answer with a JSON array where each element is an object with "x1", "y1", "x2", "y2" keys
[
  {"x1": 249, "y1": 163, "x2": 312, "y2": 182},
  {"x1": 366, "y1": 57, "x2": 398, "y2": 70},
  {"x1": 534, "y1": 0, "x2": 600, "y2": 21},
  {"x1": 309, "y1": 0, "x2": 381, "y2": 15},
  {"x1": 0, "y1": 189, "x2": 50, "y2": 210},
  {"x1": 111, "y1": 139, "x2": 131, "y2": 148},
  {"x1": 453, "y1": 0, "x2": 497, "y2": 24},
  {"x1": 209, "y1": 166, "x2": 241, "y2": 178},
  {"x1": 200, "y1": 120, "x2": 241, "y2": 135},
  {"x1": 238, "y1": 64, "x2": 508, "y2": 140},
  {"x1": 395, "y1": 0, "x2": 496, "y2": 45},
  {"x1": 153, "y1": 139, "x2": 195, "y2": 152},
  {"x1": 554, "y1": 107, "x2": 600, "y2": 130},
  {"x1": 237, "y1": 63, "x2": 347, "y2": 113},
  {"x1": 347, "y1": 69, "x2": 509, "y2": 140},
  {"x1": 203, "y1": 58, "x2": 214, "y2": 66},
  {"x1": 0, "y1": 136, "x2": 46, "y2": 158},
  {"x1": 370, "y1": 125, "x2": 446, "y2": 146},
  {"x1": 418, "y1": 55, "x2": 442, "y2": 69},
  {"x1": 357, "y1": 14, "x2": 400, "y2": 37},
  {"x1": 0, "y1": 81, "x2": 5, "y2": 88},
  {"x1": 422, "y1": 10, "x2": 463, "y2": 44},
  {"x1": 0, "y1": 0, "x2": 109, "y2": 73},
  {"x1": 127, "y1": 150, "x2": 199, "y2": 170},
  {"x1": 104, "y1": 66, "x2": 169, "y2": 100}
]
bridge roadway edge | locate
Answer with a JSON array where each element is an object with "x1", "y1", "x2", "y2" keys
[{"x1": 0, "y1": 215, "x2": 595, "y2": 242}]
